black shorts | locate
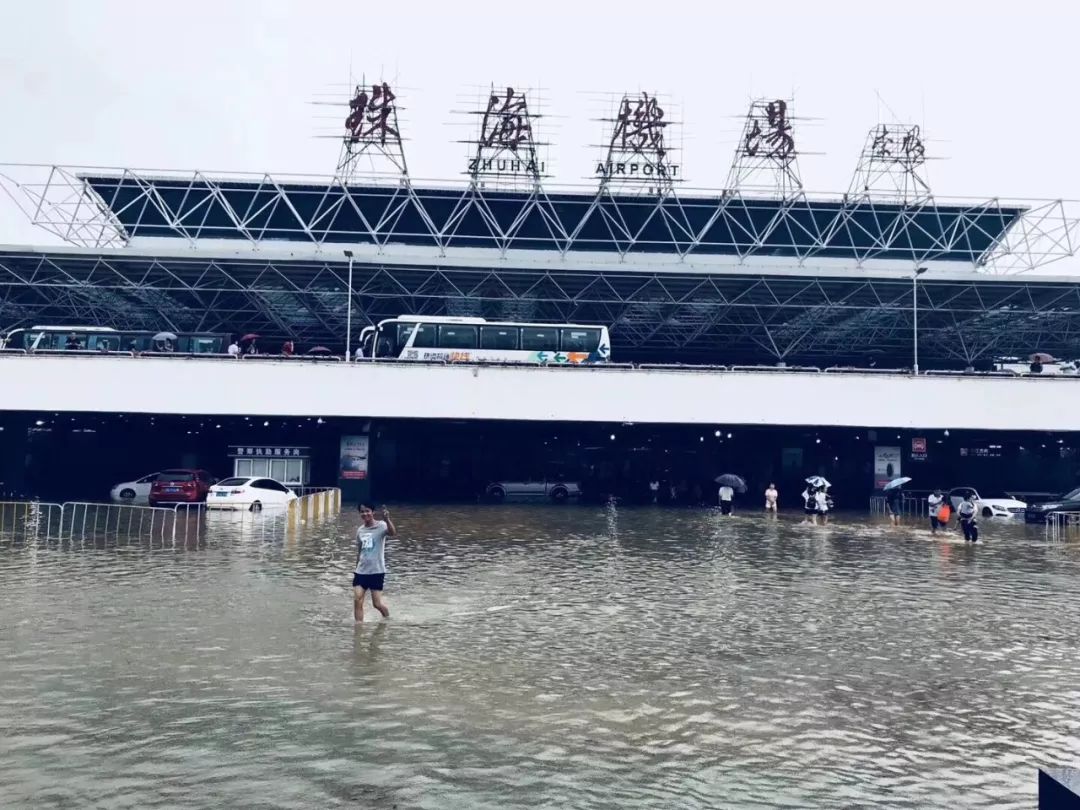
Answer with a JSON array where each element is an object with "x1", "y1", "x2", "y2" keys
[
  {"x1": 352, "y1": 573, "x2": 385, "y2": 591},
  {"x1": 804, "y1": 505, "x2": 816, "y2": 515}
]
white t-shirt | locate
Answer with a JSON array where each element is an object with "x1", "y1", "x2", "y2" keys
[
  {"x1": 227, "y1": 343, "x2": 240, "y2": 356},
  {"x1": 765, "y1": 487, "x2": 778, "y2": 504},
  {"x1": 928, "y1": 493, "x2": 943, "y2": 515},
  {"x1": 719, "y1": 486, "x2": 734, "y2": 502},
  {"x1": 814, "y1": 491, "x2": 829, "y2": 512}
]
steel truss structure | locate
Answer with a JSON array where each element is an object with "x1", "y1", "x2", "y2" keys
[
  {"x1": 3, "y1": 164, "x2": 1079, "y2": 274},
  {"x1": 2, "y1": 248, "x2": 1079, "y2": 367}
]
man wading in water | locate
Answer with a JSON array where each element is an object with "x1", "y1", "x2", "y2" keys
[{"x1": 353, "y1": 504, "x2": 397, "y2": 622}]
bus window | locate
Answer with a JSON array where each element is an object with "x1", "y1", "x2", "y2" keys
[
  {"x1": 560, "y1": 328, "x2": 600, "y2": 352},
  {"x1": 186, "y1": 338, "x2": 219, "y2": 353},
  {"x1": 397, "y1": 322, "x2": 436, "y2": 349},
  {"x1": 359, "y1": 331, "x2": 375, "y2": 358},
  {"x1": 375, "y1": 330, "x2": 397, "y2": 358},
  {"x1": 437, "y1": 325, "x2": 478, "y2": 349},
  {"x1": 88, "y1": 335, "x2": 121, "y2": 352},
  {"x1": 521, "y1": 327, "x2": 556, "y2": 351},
  {"x1": 480, "y1": 326, "x2": 519, "y2": 350}
]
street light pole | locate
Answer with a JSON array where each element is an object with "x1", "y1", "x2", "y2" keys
[
  {"x1": 344, "y1": 250, "x2": 355, "y2": 360},
  {"x1": 913, "y1": 266, "x2": 927, "y2": 374}
]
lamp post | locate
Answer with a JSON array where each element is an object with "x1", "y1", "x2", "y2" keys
[
  {"x1": 913, "y1": 266, "x2": 928, "y2": 374},
  {"x1": 343, "y1": 250, "x2": 355, "y2": 360}
]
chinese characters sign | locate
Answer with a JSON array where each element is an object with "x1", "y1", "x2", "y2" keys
[
  {"x1": 870, "y1": 124, "x2": 925, "y2": 166},
  {"x1": 743, "y1": 99, "x2": 795, "y2": 160},
  {"x1": 228, "y1": 446, "x2": 309, "y2": 458},
  {"x1": 596, "y1": 91, "x2": 680, "y2": 181},
  {"x1": 480, "y1": 87, "x2": 532, "y2": 151},
  {"x1": 345, "y1": 82, "x2": 400, "y2": 146},
  {"x1": 468, "y1": 85, "x2": 545, "y2": 180}
]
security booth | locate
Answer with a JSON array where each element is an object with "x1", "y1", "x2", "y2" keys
[{"x1": 228, "y1": 445, "x2": 311, "y2": 487}]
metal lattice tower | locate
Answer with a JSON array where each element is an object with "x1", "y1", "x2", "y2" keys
[
  {"x1": 596, "y1": 91, "x2": 681, "y2": 197},
  {"x1": 726, "y1": 98, "x2": 803, "y2": 198},
  {"x1": 336, "y1": 78, "x2": 409, "y2": 185},
  {"x1": 848, "y1": 123, "x2": 932, "y2": 204}
]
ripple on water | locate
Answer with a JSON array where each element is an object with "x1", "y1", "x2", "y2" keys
[{"x1": 1, "y1": 506, "x2": 1079, "y2": 808}]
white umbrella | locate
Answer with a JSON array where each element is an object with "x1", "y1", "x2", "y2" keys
[
  {"x1": 883, "y1": 476, "x2": 912, "y2": 491},
  {"x1": 153, "y1": 331, "x2": 178, "y2": 342},
  {"x1": 805, "y1": 475, "x2": 831, "y2": 489}
]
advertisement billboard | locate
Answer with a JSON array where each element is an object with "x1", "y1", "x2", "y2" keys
[
  {"x1": 874, "y1": 446, "x2": 902, "y2": 489},
  {"x1": 339, "y1": 435, "x2": 369, "y2": 480}
]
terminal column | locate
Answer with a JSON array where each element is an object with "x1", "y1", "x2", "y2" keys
[{"x1": 0, "y1": 417, "x2": 31, "y2": 499}]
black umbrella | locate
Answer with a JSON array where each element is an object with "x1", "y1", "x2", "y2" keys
[{"x1": 714, "y1": 473, "x2": 747, "y2": 493}]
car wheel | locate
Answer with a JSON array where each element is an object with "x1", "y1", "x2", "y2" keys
[
  {"x1": 250, "y1": 501, "x2": 262, "y2": 513},
  {"x1": 488, "y1": 486, "x2": 505, "y2": 502},
  {"x1": 119, "y1": 488, "x2": 136, "y2": 500},
  {"x1": 550, "y1": 487, "x2": 568, "y2": 502},
  {"x1": 982, "y1": 506, "x2": 994, "y2": 518}
]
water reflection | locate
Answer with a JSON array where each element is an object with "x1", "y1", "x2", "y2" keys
[{"x1": 1, "y1": 504, "x2": 1079, "y2": 808}]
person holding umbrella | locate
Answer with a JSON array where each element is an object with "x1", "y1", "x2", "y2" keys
[
  {"x1": 883, "y1": 476, "x2": 911, "y2": 526},
  {"x1": 715, "y1": 474, "x2": 745, "y2": 516}
]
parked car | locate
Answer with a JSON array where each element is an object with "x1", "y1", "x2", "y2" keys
[
  {"x1": 109, "y1": 471, "x2": 161, "y2": 505},
  {"x1": 1024, "y1": 486, "x2": 1080, "y2": 523},
  {"x1": 149, "y1": 469, "x2": 216, "y2": 506},
  {"x1": 947, "y1": 487, "x2": 1026, "y2": 519},
  {"x1": 206, "y1": 477, "x2": 297, "y2": 511},
  {"x1": 485, "y1": 480, "x2": 581, "y2": 502}
]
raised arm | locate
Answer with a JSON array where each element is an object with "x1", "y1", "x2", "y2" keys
[{"x1": 381, "y1": 507, "x2": 397, "y2": 537}]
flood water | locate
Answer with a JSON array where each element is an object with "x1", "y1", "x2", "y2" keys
[{"x1": 2, "y1": 505, "x2": 1079, "y2": 808}]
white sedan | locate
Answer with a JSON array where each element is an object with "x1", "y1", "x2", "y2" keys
[
  {"x1": 206, "y1": 477, "x2": 297, "y2": 511},
  {"x1": 484, "y1": 480, "x2": 581, "y2": 502},
  {"x1": 948, "y1": 487, "x2": 1027, "y2": 518},
  {"x1": 110, "y1": 472, "x2": 160, "y2": 505}
]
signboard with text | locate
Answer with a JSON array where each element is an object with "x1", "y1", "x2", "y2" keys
[
  {"x1": 339, "y1": 435, "x2": 369, "y2": 480},
  {"x1": 874, "y1": 446, "x2": 902, "y2": 489}
]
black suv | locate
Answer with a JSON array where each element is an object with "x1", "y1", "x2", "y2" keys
[{"x1": 1024, "y1": 486, "x2": 1080, "y2": 523}]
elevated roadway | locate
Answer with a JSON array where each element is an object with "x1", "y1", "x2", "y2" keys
[{"x1": 1, "y1": 354, "x2": 1077, "y2": 432}]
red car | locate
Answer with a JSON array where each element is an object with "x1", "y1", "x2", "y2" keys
[{"x1": 149, "y1": 469, "x2": 216, "y2": 506}]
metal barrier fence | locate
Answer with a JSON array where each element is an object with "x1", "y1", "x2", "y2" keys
[
  {"x1": 60, "y1": 501, "x2": 185, "y2": 544},
  {"x1": 869, "y1": 493, "x2": 928, "y2": 520},
  {"x1": 287, "y1": 488, "x2": 341, "y2": 528},
  {"x1": 0, "y1": 497, "x2": 349, "y2": 545},
  {"x1": 1046, "y1": 511, "x2": 1080, "y2": 540},
  {"x1": 0, "y1": 500, "x2": 63, "y2": 541}
]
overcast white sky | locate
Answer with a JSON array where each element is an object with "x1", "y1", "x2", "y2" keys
[{"x1": 1, "y1": 0, "x2": 1078, "y2": 249}]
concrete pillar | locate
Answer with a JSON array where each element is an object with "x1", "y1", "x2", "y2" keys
[{"x1": 0, "y1": 418, "x2": 31, "y2": 499}]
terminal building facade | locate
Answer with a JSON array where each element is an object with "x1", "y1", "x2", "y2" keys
[{"x1": 2, "y1": 85, "x2": 1080, "y2": 504}]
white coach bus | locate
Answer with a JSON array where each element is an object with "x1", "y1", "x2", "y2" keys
[{"x1": 356, "y1": 316, "x2": 611, "y2": 365}]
